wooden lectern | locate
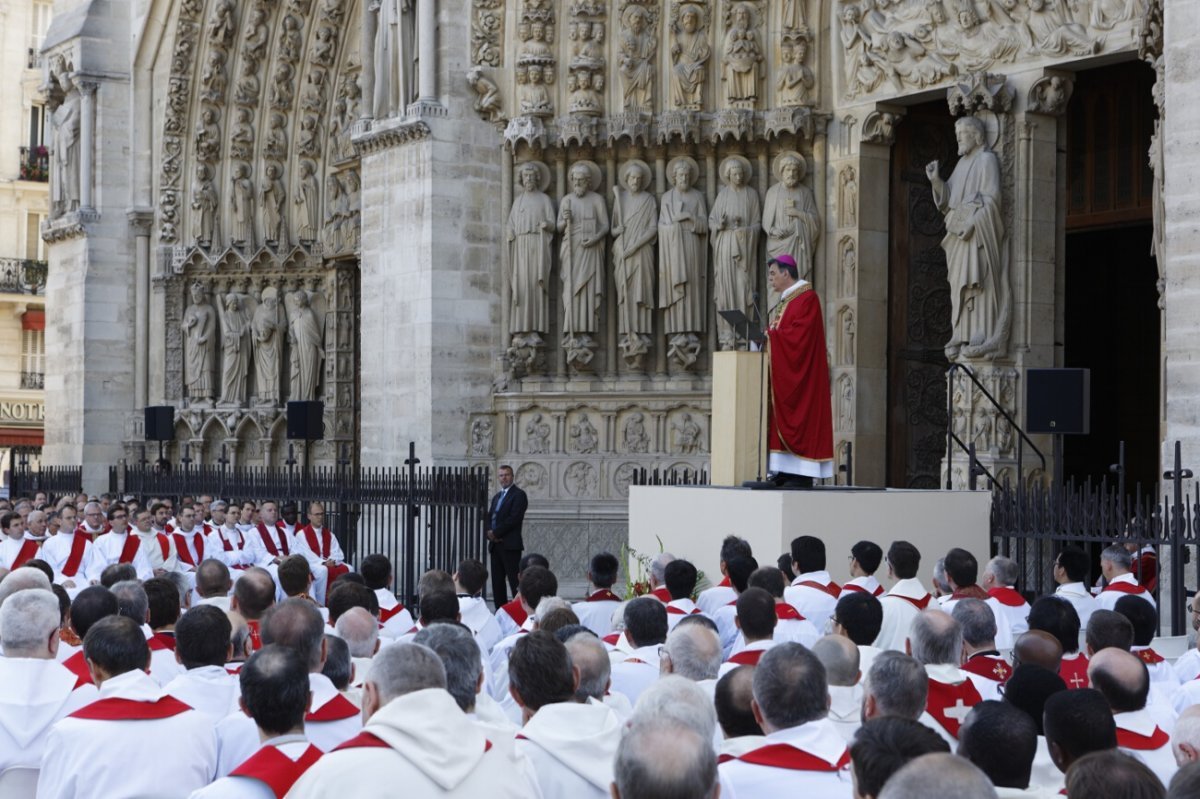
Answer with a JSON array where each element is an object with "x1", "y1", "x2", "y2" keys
[{"x1": 710, "y1": 350, "x2": 768, "y2": 486}]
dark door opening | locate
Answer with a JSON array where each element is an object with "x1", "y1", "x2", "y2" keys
[{"x1": 1062, "y1": 61, "x2": 1159, "y2": 491}]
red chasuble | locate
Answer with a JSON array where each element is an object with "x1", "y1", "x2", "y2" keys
[
  {"x1": 230, "y1": 744, "x2": 323, "y2": 799},
  {"x1": 766, "y1": 284, "x2": 833, "y2": 469}
]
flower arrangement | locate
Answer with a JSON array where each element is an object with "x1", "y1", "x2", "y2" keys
[
  {"x1": 19, "y1": 146, "x2": 49, "y2": 182},
  {"x1": 622, "y1": 537, "x2": 707, "y2": 600}
]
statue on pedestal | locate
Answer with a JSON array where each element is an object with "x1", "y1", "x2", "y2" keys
[
  {"x1": 710, "y1": 156, "x2": 760, "y2": 350},
  {"x1": 191, "y1": 164, "x2": 219, "y2": 249},
  {"x1": 926, "y1": 115, "x2": 1009, "y2": 360},
  {"x1": 659, "y1": 156, "x2": 708, "y2": 358},
  {"x1": 218, "y1": 292, "x2": 252, "y2": 407},
  {"x1": 182, "y1": 282, "x2": 217, "y2": 406},
  {"x1": 612, "y1": 160, "x2": 658, "y2": 370},
  {"x1": 507, "y1": 162, "x2": 556, "y2": 353},
  {"x1": 557, "y1": 161, "x2": 608, "y2": 369},
  {"x1": 287, "y1": 290, "x2": 325, "y2": 401},
  {"x1": 252, "y1": 287, "x2": 284, "y2": 406},
  {"x1": 669, "y1": 4, "x2": 710, "y2": 110},
  {"x1": 50, "y1": 59, "x2": 81, "y2": 217},
  {"x1": 763, "y1": 152, "x2": 820, "y2": 282}
]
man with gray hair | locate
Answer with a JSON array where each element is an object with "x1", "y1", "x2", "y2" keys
[
  {"x1": 1097, "y1": 543, "x2": 1155, "y2": 610},
  {"x1": 981, "y1": 555, "x2": 1030, "y2": 645},
  {"x1": 908, "y1": 609, "x2": 998, "y2": 743},
  {"x1": 719, "y1": 642, "x2": 853, "y2": 793},
  {"x1": 660, "y1": 618, "x2": 722, "y2": 685},
  {"x1": 630, "y1": 674, "x2": 718, "y2": 744},
  {"x1": 648, "y1": 551, "x2": 676, "y2": 603},
  {"x1": 336, "y1": 606, "x2": 380, "y2": 693},
  {"x1": 112, "y1": 579, "x2": 183, "y2": 688},
  {"x1": 413, "y1": 622, "x2": 483, "y2": 715},
  {"x1": 290, "y1": 643, "x2": 542, "y2": 797},
  {"x1": 812, "y1": 634, "x2": 863, "y2": 743},
  {"x1": 862, "y1": 651, "x2": 929, "y2": 724},
  {"x1": 612, "y1": 719, "x2": 718, "y2": 799},
  {"x1": 216, "y1": 598, "x2": 362, "y2": 776},
  {"x1": 878, "y1": 751, "x2": 999, "y2": 799},
  {"x1": 953, "y1": 598, "x2": 1013, "y2": 685},
  {"x1": 0, "y1": 565, "x2": 51, "y2": 606},
  {"x1": 0, "y1": 588, "x2": 97, "y2": 773}
]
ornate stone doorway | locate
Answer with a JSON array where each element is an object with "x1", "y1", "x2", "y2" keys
[
  {"x1": 886, "y1": 102, "x2": 956, "y2": 489},
  {"x1": 1063, "y1": 61, "x2": 1159, "y2": 490}
]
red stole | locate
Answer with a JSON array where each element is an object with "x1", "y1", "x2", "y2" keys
[
  {"x1": 650, "y1": 586, "x2": 671, "y2": 602},
  {"x1": 500, "y1": 597, "x2": 528, "y2": 627},
  {"x1": 76, "y1": 523, "x2": 110, "y2": 543},
  {"x1": 11, "y1": 538, "x2": 38, "y2": 569},
  {"x1": 925, "y1": 677, "x2": 983, "y2": 738},
  {"x1": 217, "y1": 528, "x2": 241, "y2": 552},
  {"x1": 950, "y1": 585, "x2": 989, "y2": 601},
  {"x1": 63, "y1": 651, "x2": 94, "y2": 686},
  {"x1": 248, "y1": 619, "x2": 263, "y2": 651},
  {"x1": 1102, "y1": 580, "x2": 1149, "y2": 596},
  {"x1": 765, "y1": 285, "x2": 834, "y2": 463},
  {"x1": 776, "y1": 603, "x2": 806, "y2": 621},
  {"x1": 961, "y1": 653, "x2": 1013, "y2": 683},
  {"x1": 987, "y1": 586, "x2": 1026, "y2": 607},
  {"x1": 148, "y1": 632, "x2": 177, "y2": 651},
  {"x1": 843, "y1": 582, "x2": 884, "y2": 597},
  {"x1": 1059, "y1": 653, "x2": 1090, "y2": 689},
  {"x1": 306, "y1": 694, "x2": 360, "y2": 722},
  {"x1": 230, "y1": 744, "x2": 323, "y2": 799},
  {"x1": 728, "y1": 743, "x2": 851, "y2": 771},
  {"x1": 718, "y1": 576, "x2": 732, "y2": 588},
  {"x1": 70, "y1": 695, "x2": 192, "y2": 720},
  {"x1": 301, "y1": 526, "x2": 349, "y2": 579},
  {"x1": 889, "y1": 592, "x2": 932, "y2": 611},
  {"x1": 172, "y1": 530, "x2": 204, "y2": 566},
  {"x1": 587, "y1": 589, "x2": 622, "y2": 602},
  {"x1": 63, "y1": 533, "x2": 89, "y2": 577},
  {"x1": 155, "y1": 535, "x2": 170, "y2": 562},
  {"x1": 117, "y1": 533, "x2": 140, "y2": 565},
  {"x1": 796, "y1": 579, "x2": 842, "y2": 598},
  {"x1": 1135, "y1": 648, "x2": 1165, "y2": 665},
  {"x1": 1116, "y1": 725, "x2": 1169, "y2": 750},
  {"x1": 602, "y1": 632, "x2": 621, "y2": 646},
  {"x1": 666, "y1": 604, "x2": 700, "y2": 615},
  {"x1": 257, "y1": 523, "x2": 289, "y2": 556},
  {"x1": 727, "y1": 648, "x2": 768, "y2": 667},
  {"x1": 379, "y1": 604, "x2": 408, "y2": 623}
]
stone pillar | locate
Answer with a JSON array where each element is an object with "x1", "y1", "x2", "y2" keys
[
  {"x1": 128, "y1": 210, "x2": 153, "y2": 411},
  {"x1": 418, "y1": 0, "x2": 437, "y2": 102},
  {"x1": 356, "y1": 1, "x2": 500, "y2": 465},
  {"x1": 78, "y1": 81, "x2": 97, "y2": 211}
]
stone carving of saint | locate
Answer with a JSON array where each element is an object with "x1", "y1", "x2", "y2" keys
[
  {"x1": 507, "y1": 162, "x2": 556, "y2": 338},
  {"x1": 1026, "y1": 0, "x2": 1098, "y2": 56},
  {"x1": 882, "y1": 31, "x2": 954, "y2": 91},
  {"x1": 623, "y1": 412, "x2": 650, "y2": 453},
  {"x1": 926, "y1": 115, "x2": 1009, "y2": 360},
  {"x1": 576, "y1": 22, "x2": 605, "y2": 69},
  {"x1": 670, "y1": 5, "x2": 710, "y2": 110},
  {"x1": 295, "y1": 160, "x2": 321, "y2": 243},
  {"x1": 182, "y1": 282, "x2": 217, "y2": 405},
  {"x1": 471, "y1": 418, "x2": 494, "y2": 457},
  {"x1": 265, "y1": 113, "x2": 287, "y2": 159},
  {"x1": 243, "y1": 7, "x2": 270, "y2": 57},
  {"x1": 252, "y1": 287, "x2": 284, "y2": 406},
  {"x1": 777, "y1": 39, "x2": 815, "y2": 107},
  {"x1": 673, "y1": 412, "x2": 702, "y2": 454},
  {"x1": 270, "y1": 62, "x2": 295, "y2": 109},
  {"x1": 230, "y1": 107, "x2": 254, "y2": 160},
  {"x1": 612, "y1": 160, "x2": 658, "y2": 364},
  {"x1": 288, "y1": 290, "x2": 324, "y2": 401},
  {"x1": 721, "y1": 3, "x2": 762, "y2": 108},
  {"x1": 235, "y1": 58, "x2": 260, "y2": 106},
  {"x1": 659, "y1": 157, "x2": 708, "y2": 338},
  {"x1": 194, "y1": 107, "x2": 220, "y2": 162},
  {"x1": 568, "y1": 70, "x2": 603, "y2": 116},
  {"x1": 518, "y1": 66, "x2": 553, "y2": 117},
  {"x1": 525, "y1": 413, "x2": 551, "y2": 454},
  {"x1": 710, "y1": 156, "x2": 760, "y2": 350},
  {"x1": 557, "y1": 162, "x2": 609, "y2": 339},
  {"x1": 219, "y1": 293, "x2": 252, "y2": 406},
  {"x1": 231, "y1": 163, "x2": 255, "y2": 249},
  {"x1": 51, "y1": 62, "x2": 81, "y2": 216},
  {"x1": 191, "y1": 164, "x2": 219, "y2": 248},
  {"x1": 279, "y1": 15, "x2": 304, "y2": 62},
  {"x1": 201, "y1": 50, "x2": 227, "y2": 104},
  {"x1": 207, "y1": 0, "x2": 236, "y2": 47},
  {"x1": 839, "y1": 168, "x2": 858, "y2": 228},
  {"x1": 763, "y1": 153, "x2": 820, "y2": 281},
  {"x1": 782, "y1": 0, "x2": 807, "y2": 30},
  {"x1": 618, "y1": 6, "x2": 656, "y2": 112},
  {"x1": 840, "y1": 5, "x2": 885, "y2": 98},
  {"x1": 570, "y1": 413, "x2": 598, "y2": 454},
  {"x1": 373, "y1": 0, "x2": 415, "y2": 117},
  {"x1": 260, "y1": 164, "x2": 287, "y2": 246}
]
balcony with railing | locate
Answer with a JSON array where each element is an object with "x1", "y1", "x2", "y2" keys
[
  {"x1": 0, "y1": 258, "x2": 47, "y2": 296},
  {"x1": 20, "y1": 372, "x2": 43, "y2": 390},
  {"x1": 19, "y1": 146, "x2": 49, "y2": 183}
]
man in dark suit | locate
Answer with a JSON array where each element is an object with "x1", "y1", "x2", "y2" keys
[{"x1": 487, "y1": 464, "x2": 528, "y2": 606}]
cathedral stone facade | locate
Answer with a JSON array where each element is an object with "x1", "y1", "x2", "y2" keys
[{"x1": 36, "y1": 0, "x2": 1190, "y2": 566}]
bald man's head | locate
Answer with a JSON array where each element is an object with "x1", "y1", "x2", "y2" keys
[
  {"x1": 334, "y1": 606, "x2": 379, "y2": 658},
  {"x1": 1013, "y1": 630, "x2": 1063, "y2": 673},
  {"x1": 232, "y1": 567, "x2": 276, "y2": 621},
  {"x1": 1173, "y1": 705, "x2": 1200, "y2": 767},
  {"x1": 812, "y1": 634, "x2": 860, "y2": 687},
  {"x1": 1088, "y1": 647, "x2": 1149, "y2": 714},
  {"x1": 909, "y1": 609, "x2": 962, "y2": 666}
]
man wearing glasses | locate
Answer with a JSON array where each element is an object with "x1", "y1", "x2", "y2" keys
[{"x1": 89, "y1": 504, "x2": 153, "y2": 581}]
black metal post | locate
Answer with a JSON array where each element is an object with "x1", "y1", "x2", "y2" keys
[
  {"x1": 945, "y1": 368, "x2": 954, "y2": 490},
  {"x1": 967, "y1": 443, "x2": 978, "y2": 491},
  {"x1": 1109, "y1": 440, "x2": 1126, "y2": 502},
  {"x1": 839, "y1": 441, "x2": 853, "y2": 487},
  {"x1": 404, "y1": 442, "x2": 421, "y2": 606},
  {"x1": 1164, "y1": 441, "x2": 1193, "y2": 636}
]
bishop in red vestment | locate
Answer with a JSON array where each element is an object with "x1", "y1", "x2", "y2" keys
[{"x1": 765, "y1": 255, "x2": 834, "y2": 485}]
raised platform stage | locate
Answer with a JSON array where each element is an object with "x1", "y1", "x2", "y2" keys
[{"x1": 628, "y1": 485, "x2": 992, "y2": 588}]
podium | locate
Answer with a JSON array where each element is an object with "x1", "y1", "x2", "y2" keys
[{"x1": 710, "y1": 350, "x2": 768, "y2": 486}]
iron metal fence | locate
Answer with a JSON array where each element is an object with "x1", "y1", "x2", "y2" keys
[
  {"x1": 95, "y1": 443, "x2": 488, "y2": 604},
  {"x1": 991, "y1": 442, "x2": 1196, "y2": 635},
  {"x1": 10, "y1": 463, "x2": 80, "y2": 498}
]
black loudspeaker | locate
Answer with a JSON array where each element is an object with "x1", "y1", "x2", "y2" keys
[
  {"x1": 287, "y1": 401, "x2": 325, "y2": 440},
  {"x1": 1026, "y1": 369, "x2": 1090, "y2": 435},
  {"x1": 144, "y1": 406, "x2": 175, "y2": 442}
]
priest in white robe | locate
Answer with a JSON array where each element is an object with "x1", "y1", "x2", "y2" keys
[
  {"x1": 89, "y1": 510, "x2": 154, "y2": 582},
  {"x1": 37, "y1": 615, "x2": 219, "y2": 799},
  {"x1": 164, "y1": 605, "x2": 241, "y2": 722}
]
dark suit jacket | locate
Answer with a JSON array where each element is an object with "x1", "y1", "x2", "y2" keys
[{"x1": 489, "y1": 485, "x2": 528, "y2": 552}]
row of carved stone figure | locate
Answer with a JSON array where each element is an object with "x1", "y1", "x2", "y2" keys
[
  {"x1": 507, "y1": 151, "x2": 819, "y2": 364},
  {"x1": 182, "y1": 282, "x2": 325, "y2": 408},
  {"x1": 470, "y1": 410, "x2": 704, "y2": 457}
]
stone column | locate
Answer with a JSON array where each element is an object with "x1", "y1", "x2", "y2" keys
[
  {"x1": 79, "y1": 81, "x2": 97, "y2": 211},
  {"x1": 418, "y1": 0, "x2": 437, "y2": 102},
  {"x1": 128, "y1": 210, "x2": 153, "y2": 410},
  {"x1": 360, "y1": 0, "x2": 378, "y2": 121}
]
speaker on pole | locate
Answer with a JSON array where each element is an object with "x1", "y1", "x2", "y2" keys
[
  {"x1": 144, "y1": 406, "x2": 175, "y2": 442},
  {"x1": 287, "y1": 401, "x2": 325, "y2": 440},
  {"x1": 1025, "y1": 369, "x2": 1090, "y2": 435}
]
